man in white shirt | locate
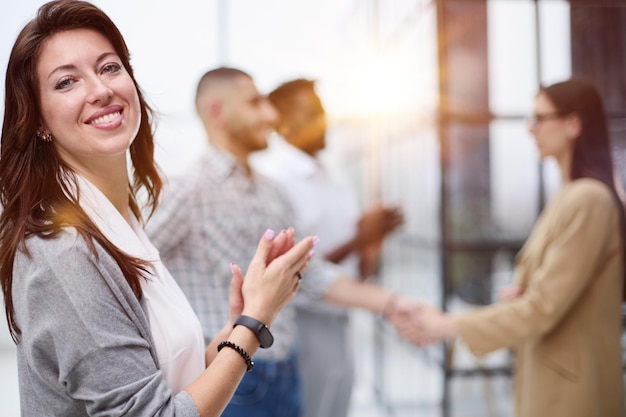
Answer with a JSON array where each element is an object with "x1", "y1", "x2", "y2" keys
[{"x1": 251, "y1": 79, "x2": 403, "y2": 417}]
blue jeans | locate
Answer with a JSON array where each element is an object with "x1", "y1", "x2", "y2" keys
[{"x1": 221, "y1": 351, "x2": 302, "y2": 417}]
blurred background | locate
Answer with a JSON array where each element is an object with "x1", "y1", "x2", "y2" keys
[{"x1": 1, "y1": 1, "x2": 625, "y2": 416}]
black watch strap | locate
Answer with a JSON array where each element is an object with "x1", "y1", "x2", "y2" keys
[{"x1": 233, "y1": 315, "x2": 274, "y2": 348}]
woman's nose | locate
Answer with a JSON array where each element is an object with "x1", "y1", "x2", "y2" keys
[{"x1": 86, "y1": 77, "x2": 113, "y2": 104}]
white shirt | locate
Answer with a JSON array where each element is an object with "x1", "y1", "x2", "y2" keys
[
  {"x1": 76, "y1": 175, "x2": 205, "y2": 394},
  {"x1": 251, "y1": 135, "x2": 361, "y2": 314}
]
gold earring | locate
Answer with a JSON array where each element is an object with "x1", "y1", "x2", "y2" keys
[{"x1": 36, "y1": 129, "x2": 52, "y2": 142}]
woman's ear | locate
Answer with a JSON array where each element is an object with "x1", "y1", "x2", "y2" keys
[{"x1": 565, "y1": 112, "x2": 582, "y2": 140}]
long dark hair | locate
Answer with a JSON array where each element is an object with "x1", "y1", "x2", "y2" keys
[
  {"x1": 0, "y1": 0, "x2": 163, "y2": 343},
  {"x1": 541, "y1": 77, "x2": 626, "y2": 298}
]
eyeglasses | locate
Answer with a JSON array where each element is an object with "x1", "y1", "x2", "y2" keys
[{"x1": 526, "y1": 112, "x2": 566, "y2": 126}]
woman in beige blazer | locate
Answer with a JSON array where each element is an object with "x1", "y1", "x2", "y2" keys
[{"x1": 398, "y1": 78, "x2": 625, "y2": 417}]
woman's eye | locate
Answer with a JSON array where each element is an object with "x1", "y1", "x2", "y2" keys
[
  {"x1": 102, "y1": 63, "x2": 122, "y2": 74},
  {"x1": 54, "y1": 78, "x2": 74, "y2": 90}
]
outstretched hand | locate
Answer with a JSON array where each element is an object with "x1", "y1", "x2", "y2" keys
[
  {"x1": 392, "y1": 301, "x2": 458, "y2": 347},
  {"x1": 382, "y1": 294, "x2": 420, "y2": 326}
]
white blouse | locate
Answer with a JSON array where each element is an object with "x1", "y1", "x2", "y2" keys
[{"x1": 76, "y1": 175, "x2": 205, "y2": 394}]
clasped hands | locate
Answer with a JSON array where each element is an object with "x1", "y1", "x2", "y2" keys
[
  {"x1": 228, "y1": 228, "x2": 315, "y2": 327},
  {"x1": 384, "y1": 297, "x2": 458, "y2": 347},
  {"x1": 385, "y1": 285, "x2": 523, "y2": 347}
]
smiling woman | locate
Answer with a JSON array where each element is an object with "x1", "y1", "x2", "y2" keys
[
  {"x1": 36, "y1": 29, "x2": 142, "y2": 199},
  {"x1": 0, "y1": 1, "x2": 316, "y2": 416}
]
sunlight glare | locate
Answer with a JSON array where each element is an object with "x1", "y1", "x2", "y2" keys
[{"x1": 347, "y1": 49, "x2": 430, "y2": 118}]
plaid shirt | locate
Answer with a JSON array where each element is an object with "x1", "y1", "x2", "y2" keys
[{"x1": 146, "y1": 145, "x2": 337, "y2": 360}]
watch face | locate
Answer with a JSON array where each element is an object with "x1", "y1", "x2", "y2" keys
[
  {"x1": 234, "y1": 315, "x2": 274, "y2": 348},
  {"x1": 259, "y1": 326, "x2": 274, "y2": 348}
]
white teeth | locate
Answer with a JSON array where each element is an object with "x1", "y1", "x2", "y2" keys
[{"x1": 90, "y1": 111, "x2": 120, "y2": 125}]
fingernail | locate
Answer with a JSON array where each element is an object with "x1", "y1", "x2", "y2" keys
[
  {"x1": 309, "y1": 249, "x2": 315, "y2": 258},
  {"x1": 312, "y1": 236, "x2": 319, "y2": 246},
  {"x1": 264, "y1": 229, "x2": 275, "y2": 240},
  {"x1": 230, "y1": 262, "x2": 235, "y2": 274}
]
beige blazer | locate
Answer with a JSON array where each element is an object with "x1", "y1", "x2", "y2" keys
[{"x1": 457, "y1": 178, "x2": 624, "y2": 417}]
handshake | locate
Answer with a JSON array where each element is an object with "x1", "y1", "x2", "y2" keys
[
  {"x1": 385, "y1": 286, "x2": 522, "y2": 346},
  {"x1": 384, "y1": 296, "x2": 459, "y2": 346}
]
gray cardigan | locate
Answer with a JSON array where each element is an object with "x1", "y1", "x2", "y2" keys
[{"x1": 12, "y1": 229, "x2": 200, "y2": 416}]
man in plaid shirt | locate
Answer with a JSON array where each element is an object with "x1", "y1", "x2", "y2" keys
[{"x1": 146, "y1": 67, "x2": 415, "y2": 417}]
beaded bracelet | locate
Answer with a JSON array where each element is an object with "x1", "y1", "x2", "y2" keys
[{"x1": 217, "y1": 340, "x2": 254, "y2": 372}]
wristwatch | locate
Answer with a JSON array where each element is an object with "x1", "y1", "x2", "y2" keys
[{"x1": 233, "y1": 315, "x2": 274, "y2": 348}]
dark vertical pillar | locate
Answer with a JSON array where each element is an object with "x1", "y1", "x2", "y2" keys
[
  {"x1": 570, "y1": 0, "x2": 626, "y2": 188},
  {"x1": 437, "y1": 0, "x2": 492, "y2": 307},
  {"x1": 570, "y1": 0, "x2": 626, "y2": 112},
  {"x1": 436, "y1": 0, "x2": 490, "y2": 416}
]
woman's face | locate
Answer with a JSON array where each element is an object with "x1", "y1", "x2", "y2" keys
[
  {"x1": 528, "y1": 92, "x2": 575, "y2": 161},
  {"x1": 36, "y1": 28, "x2": 140, "y2": 175}
]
